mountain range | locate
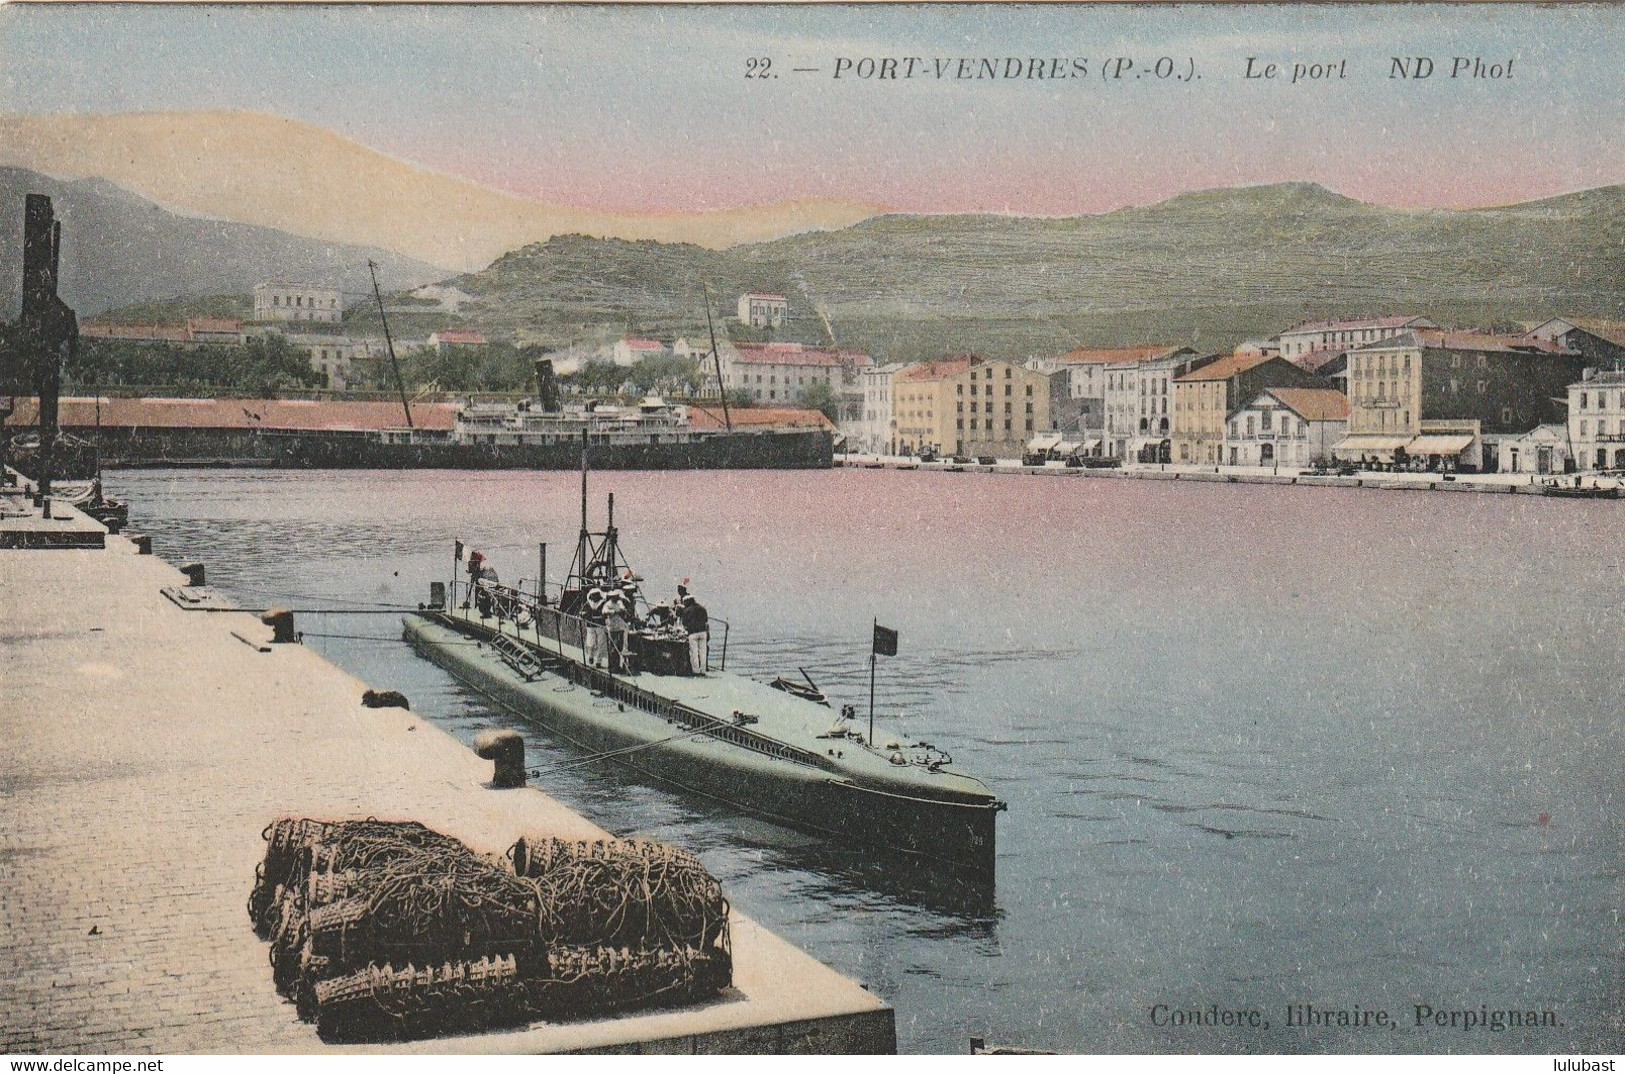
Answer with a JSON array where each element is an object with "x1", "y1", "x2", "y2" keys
[
  {"x1": 446, "y1": 181, "x2": 1625, "y2": 362},
  {"x1": 0, "y1": 166, "x2": 447, "y2": 318},
  {"x1": 0, "y1": 112, "x2": 880, "y2": 273}
]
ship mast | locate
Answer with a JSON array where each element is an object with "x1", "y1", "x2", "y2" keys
[
  {"x1": 368, "y1": 259, "x2": 414, "y2": 430},
  {"x1": 702, "y1": 283, "x2": 732, "y2": 432}
]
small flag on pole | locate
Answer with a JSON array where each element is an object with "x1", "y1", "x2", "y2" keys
[
  {"x1": 872, "y1": 623, "x2": 899, "y2": 657},
  {"x1": 454, "y1": 540, "x2": 464, "y2": 561}
]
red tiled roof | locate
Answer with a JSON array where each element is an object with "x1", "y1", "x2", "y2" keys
[
  {"x1": 619, "y1": 337, "x2": 666, "y2": 350},
  {"x1": 731, "y1": 343, "x2": 870, "y2": 368},
  {"x1": 1281, "y1": 315, "x2": 1431, "y2": 335},
  {"x1": 1264, "y1": 387, "x2": 1349, "y2": 422},
  {"x1": 80, "y1": 323, "x2": 193, "y2": 343},
  {"x1": 897, "y1": 356, "x2": 981, "y2": 382},
  {"x1": 186, "y1": 318, "x2": 243, "y2": 333},
  {"x1": 1175, "y1": 352, "x2": 1276, "y2": 382},
  {"x1": 687, "y1": 405, "x2": 834, "y2": 431},
  {"x1": 8, "y1": 397, "x2": 459, "y2": 432},
  {"x1": 1054, "y1": 344, "x2": 1186, "y2": 365},
  {"x1": 741, "y1": 292, "x2": 787, "y2": 301},
  {"x1": 1358, "y1": 330, "x2": 1572, "y2": 355}
]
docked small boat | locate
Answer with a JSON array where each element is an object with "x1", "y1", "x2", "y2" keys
[
  {"x1": 402, "y1": 463, "x2": 1004, "y2": 876},
  {"x1": 1542, "y1": 479, "x2": 1620, "y2": 499}
]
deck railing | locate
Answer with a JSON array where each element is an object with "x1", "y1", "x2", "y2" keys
[{"x1": 444, "y1": 579, "x2": 816, "y2": 769}]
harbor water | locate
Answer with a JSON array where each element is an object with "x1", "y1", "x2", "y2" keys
[{"x1": 105, "y1": 468, "x2": 1624, "y2": 1054}]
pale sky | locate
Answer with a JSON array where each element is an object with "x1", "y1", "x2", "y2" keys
[{"x1": 3, "y1": 4, "x2": 1622, "y2": 215}]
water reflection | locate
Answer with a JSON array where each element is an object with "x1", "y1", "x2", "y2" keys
[{"x1": 107, "y1": 469, "x2": 1625, "y2": 1055}]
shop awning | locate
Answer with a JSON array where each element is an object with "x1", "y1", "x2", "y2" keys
[
  {"x1": 1078, "y1": 438, "x2": 1101, "y2": 451},
  {"x1": 1127, "y1": 436, "x2": 1161, "y2": 452},
  {"x1": 1054, "y1": 441, "x2": 1081, "y2": 455},
  {"x1": 1026, "y1": 434, "x2": 1062, "y2": 452},
  {"x1": 1335, "y1": 435, "x2": 1413, "y2": 453},
  {"x1": 1407, "y1": 434, "x2": 1475, "y2": 456}
]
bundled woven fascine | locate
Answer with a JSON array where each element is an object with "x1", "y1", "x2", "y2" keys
[
  {"x1": 312, "y1": 946, "x2": 728, "y2": 1043},
  {"x1": 251, "y1": 818, "x2": 734, "y2": 1043},
  {"x1": 249, "y1": 818, "x2": 471, "y2": 938},
  {"x1": 510, "y1": 835, "x2": 731, "y2": 953}
]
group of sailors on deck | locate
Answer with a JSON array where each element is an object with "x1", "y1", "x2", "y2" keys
[
  {"x1": 581, "y1": 574, "x2": 709, "y2": 675},
  {"x1": 465, "y1": 550, "x2": 709, "y2": 675}
]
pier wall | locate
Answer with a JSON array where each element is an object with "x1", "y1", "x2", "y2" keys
[{"x1": 0, "y1": 524, "x2": 892, "y2": 1054}]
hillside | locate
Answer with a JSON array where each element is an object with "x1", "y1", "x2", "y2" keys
[
  {"x1": 0, "y1": 167, "x2": 448, "y2": 318},
  {"x1": 449, "y1": 182, "x2": 1625, "y2": 361},
  {"x1": 0, "y1": 112, "x2": 880, "y2": 272}
]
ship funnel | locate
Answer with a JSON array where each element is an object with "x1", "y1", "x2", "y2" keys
[{"x1": 534, "y1": 357, "x2": 561, "y2": 412}]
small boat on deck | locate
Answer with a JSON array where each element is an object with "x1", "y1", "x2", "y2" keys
[{"x1": 401, "y1": 456, "x2": 1004, "y2": 876}]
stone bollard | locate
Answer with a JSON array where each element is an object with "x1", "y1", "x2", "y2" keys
[
  {"x1": 128, "y1": 533, "x2": 152, "y2": 554},
  {"x1": 261, "y1": 607, "x2": 296, "y2": 644},
  {"x1": 474, "y1": 729, "x2": 526, "y2": 789},
  {"x1": 180, "y1": 562, "x2": 206, "y2": 587}
]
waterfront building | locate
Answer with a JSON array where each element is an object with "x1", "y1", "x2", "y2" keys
[
  {"x1": 1276, "y1": 315, "x2": 1437, "y2": 365},
  {"x1": 253, "y1": 283, "x2": 343, "y2": 324},
  {"x1": 1337, "y1": 330, "x2": 1585, "y2": 469},
  {"x1": 894, "y1": 355, "x2": 1050, "y2": 458},
  {"x1": 1525, "y1": 318, "x2": 1625, "y2": 367},
  {"x1": 1099, "y1": 347, "x2": 1210, "y2": 461},
  {"x1": 857, "y1": 361, "x2": 907, "y2": 455},
  {"x1": 1497, "y1": 424, "x2": 1574, "y2": 475},
  {"x1": 719, "y1": 341, "x2": 871, "y2": 406},
  {"x1": 737, "y1": 292, "x2": 789, "y2": 329},
  {"x1": 1171, "y1": 353, "x2": 1326, "y2": 466},
  {"x1": 609, "y1": 336, "x2": 666, "y2": 366},
  {"x1": 1568, "y1": 369, "x2": 1625, "y2": 471},
  {"x1": 1053, "y1": 345, "x2": 1188, "y2": 449},
  {"x1": 1224, "y1": 387, "x2": 1349, "y2": 468}
]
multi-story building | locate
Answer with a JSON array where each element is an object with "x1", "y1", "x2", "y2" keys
[
  {"x1": 894, "y1": 357, "x2": 976, "y2": 455},
  {"x1": 253, "y1": 283, "x2": 343, "y2": 324},
  {"x1": 1050, "y1": 345, "x2": 1190, "y2": 447},
  {"x1": 1337, "y1": 330, "x2": 1585, "y2": 469},
  {"x1": 1172, "y1": 353, "x2": 1329, "y2": 465},
  {"x1": 1224, "y1": 387, "x2": 1349, "y2": 468},
  {"x1": 1276, "y1": 315, "x2": 1437, "y2": 365},
  {"x1": 719, "y1": 342, "x2": 871, "y2": 406},
  {"x1": 1568, "y1": 370, "x2": 1625, "y2": 471},
  {"x1": 79, "y1": 318, "x2": 246, "y2": 347},
  {"x1": 286, "y1": 334, "x2": 382, "y2": 390},
  {"x1": 736, "y1": 292, "x2": 789, "y2": 329},
  {"x1": 1104, "y1": 348, "x2": 1217, "y2": 462},
  {"x1": 893, "y1": 355, "x2": 1051, "y2": 457},
  {"x1": 856, "y1": 362, "x2": 906, "y2": 455}
]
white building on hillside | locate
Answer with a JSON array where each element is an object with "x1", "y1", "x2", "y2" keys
[
  {"x1": 254, "y1": 283, "x2": 343, "y2": 324},
  {"x1": 737, "y1": 292, "x2": 789, "y2": 328},
  {"x1": 611, "y1": 337, "x2": 670, "y2": 366}
]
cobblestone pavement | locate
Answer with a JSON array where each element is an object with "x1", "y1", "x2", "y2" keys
[{"x1": 0, "y1": 541, "x2": 888, "y2": 1054}]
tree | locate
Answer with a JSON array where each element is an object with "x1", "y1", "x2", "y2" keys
[
  {"x1": 726, "y1": 387, "x2": 754, "y2": 410},
  {"x1": 800, "y1": 380, "x2": 839, "y2": 422}
]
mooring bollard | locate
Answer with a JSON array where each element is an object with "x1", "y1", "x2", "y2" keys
[
  {"x1": 474, "y1": 729, "x2": 526, "y2": 789},
  {"x1": 262, "y1": 607, "x2": 296, "y2": 644},
  {"x1": 180, "y1": 562, "x2": 206, "y2": 587},
  {"x1": 128, "y1": 533, "x2": 152, "y2": 554}
]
